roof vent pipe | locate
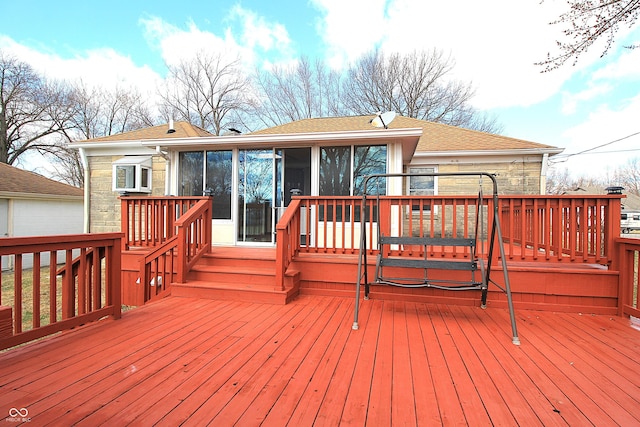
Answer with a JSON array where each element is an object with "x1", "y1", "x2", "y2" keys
[{"x1": 167, "y1": 119, "x2": 176, "y2": 134}]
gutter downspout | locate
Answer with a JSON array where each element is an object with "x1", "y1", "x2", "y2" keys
[
  {"x1": 540, "y1": 153, "x2": 549, "y2": 195},
  {"x1": 156, "y1": 146, "x2": 171, "y2": 195},
  {"x1": 79, "y1": 147, "x2": 91, "y2": 233}
]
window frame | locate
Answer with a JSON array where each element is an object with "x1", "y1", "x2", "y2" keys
[{"x1": 112, "y1": 156, "x2": 152, "y2": 193}]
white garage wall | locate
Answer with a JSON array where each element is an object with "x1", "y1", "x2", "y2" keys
[{"x1": 2, "y1": 198, "x2": 83, "y2": 270}]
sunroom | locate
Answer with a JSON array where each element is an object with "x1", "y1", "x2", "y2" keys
[{"x1": 142, "y1": 127, "x2": 423, "y2": 246}]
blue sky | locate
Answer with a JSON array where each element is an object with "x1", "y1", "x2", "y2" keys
[{"x1": 2, "y1": 0, "x2": 640, "y2": 180}]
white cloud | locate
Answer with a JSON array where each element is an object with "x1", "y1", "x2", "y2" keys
[
  {"x1": 561, "y1": 83, "x2": 613, "y2": 115},
  {"x1": 140, "y1": 9, "x2": 296, "y2": 72},
  {"x1": 309, "y1": 0, "x2": 603, "y2": 109},
  {"x1": 228, "y1": 6, "x2": 293, "y2": 55},
  {"x1": 310, "y1": 0, "x2": 389, "y2": 69},
  {"x1": 592, "y1": 48, "x2": 640, "y2": 81},
  {"x1": 0, "y1": 35, "x2": 161, "y2": 95},
  {"x1": 554, "y1": 93, "x2": 640, "y2": 179},
  {"x1": 140, "y1": 16, "x2": 243, "y2": 67}
]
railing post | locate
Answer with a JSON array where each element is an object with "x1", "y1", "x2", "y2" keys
[
  {"x1": 121, "y1": 198, "x2": 129, "y2": 251},
  {"x1": 111, "y1": 236, "x2": 122, "y2": 319}
]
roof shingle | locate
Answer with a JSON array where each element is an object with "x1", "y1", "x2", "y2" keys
[
  {"x1": 249, "y1": 115, "x2": 558, "y2": 152},
  {"x1": 80, "y1": 121, "x2": 212, "y2": 143},
  {"x1": 0, "y1": 163, "x2": 83, "y2": 197}
]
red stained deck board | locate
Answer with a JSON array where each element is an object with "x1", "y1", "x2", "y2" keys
[
  {"x1": 234, "y1": 297, "x2": 353, "y2": 426},
  {"x1": 204, "y1": 297, "x2": 338, "y2": 425},
  {"x1": 492, "y1": 308, "x2": 624, "y2": 426},
  {"x1": 1, "y1": 295, "x2": 639, "y2": 426},
  {"x1": 283, "y1": 299, "x2": 366, "y2": 426},
  {"x1": 30, "y1": 300, "x2": 255, "y2": 424},
  {"x1": 70, "y1": 302, "x2": 263, "y2": 426},
  {"x1": 425, "y1": 303, "x2": 494, "y2": 426},
  {"x1": 473, "y1": 306, "x2": 592, "y2": 426},
  {"x1": 335, "y1": 299, "x2": 384, "y2": 425}
]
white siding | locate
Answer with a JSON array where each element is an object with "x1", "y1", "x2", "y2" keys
[{"x1": 2, "y1": 198, "x2": 83, "y2": 270}]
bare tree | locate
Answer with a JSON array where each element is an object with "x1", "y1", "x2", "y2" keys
[
  {"x1": 342, "y1": 49, "x2": 503, "y2": 133},
  {"x1": 615, "y1": 157, "x2": 640, "y2": 195},
  {"x1": 538, "y1": 0, "x2": 640, "y2": 71},
  {"x1": 46, "y1": 81, "x2": 158, "y2": 186},
  {"x1": 0, "y1": 50, "x2": 75, "y2": 166},
  {"x1": 546, "y1": 167, "x2": 575, "y2": 194},
  {"x1": 251, "y1": 56, "x2": 345, "y2": 128},
  {"x1": 158, "y1": 51, "x2": 252, "y2": 135},
  {"x1": 66, "y1": 81, "x2": 157, "y2": 140}
]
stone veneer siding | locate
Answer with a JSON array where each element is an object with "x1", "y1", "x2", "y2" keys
[
  {"x1": 89, "y1": 155, "x2": 166, "y2": 233},
  {"x1": 407, "y1": 160, "x2": 543, "y2": 195}
]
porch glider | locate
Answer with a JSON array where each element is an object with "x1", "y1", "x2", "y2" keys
[{"x1": 352, "y1": 172, "x2": 520, "y2": 345}]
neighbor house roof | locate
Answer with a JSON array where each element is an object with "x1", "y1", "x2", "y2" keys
[
  {"x1": 563, "y1": 186, "x2": 640, "y2": 211},
  {"x1": 250, "y1": 115, "x2": 560, "y2": 153},
  {"x1": 80, "y1": 121, "x2": 212, "y2": 143},
  {"x1": 0, "y1": 163, "x2": 83, "y2": 198}
]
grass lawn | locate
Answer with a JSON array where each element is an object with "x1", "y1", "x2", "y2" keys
[{"x1": 1, "y1": 265, "x2": 63, "y2": 332}]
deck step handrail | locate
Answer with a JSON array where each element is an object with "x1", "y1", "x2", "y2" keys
[
  {"x1": 120, "y1": 196, "x2": 206, "y2": 251},
  {"x1": 0, "y1": 233, "x2": 122, "y2": 351},
  {"x1": 137, "y1": 198, "x2": 212, "y2": 303}
]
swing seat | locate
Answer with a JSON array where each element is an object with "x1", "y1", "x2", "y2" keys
[{"x1": 374, "y1": 235, "x2": 487, "y2": 293}]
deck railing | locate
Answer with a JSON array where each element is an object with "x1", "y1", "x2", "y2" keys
[
  {"x1": 0, "y1": 233, "x2": 122, "y2": 350},
  {"x1": 499, "y1": 195, "x2": 621, "y2": 264},
  {"x1": 616, "y1": 237, "x2": 640, "y2": 318},
  {"x1": 274, "y1": 194, "x2": 622, "y2": 289},
  {"x1": 138, "y1": 198, "x2": 212, "y2": 302},
  {"x1": 120, "y1": 196, "x2": 205, "y2": 251}
]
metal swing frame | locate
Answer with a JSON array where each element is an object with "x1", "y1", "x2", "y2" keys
[{"x1": 352, "y1": 172, "x2": 520, "y2": 345}]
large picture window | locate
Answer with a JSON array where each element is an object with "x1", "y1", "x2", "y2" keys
[
  {"x1": 319, "y1": 144, "x2": 387, "y2": 222},
  {"x1": 319, "y1": 145, "x2": 387, "y2": 196}
]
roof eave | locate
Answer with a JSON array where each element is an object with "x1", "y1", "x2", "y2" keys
[
  {"x1": 0, "y1": 191, "x2": 84, "y2": 201},
  {"x1": 72, "y1": 128, "x2": 423, "y2": 162},
  {"x1": 413, "y1": 147, "x2": 565, "y2": 158}
]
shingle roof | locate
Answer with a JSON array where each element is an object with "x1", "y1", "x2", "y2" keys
[
  {"x1": 0, "y1": 163, "x2": 83, "y2": 197},
  {"x1": 249, "y1": 115, "x2": 558, "y2": 152},
  {"x1": 81, "y1": 121, "x2": 212, "y2": 142}
]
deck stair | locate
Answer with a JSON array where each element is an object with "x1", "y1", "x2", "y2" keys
[{"x1": 171, "y1": 247, "x2": 300, "y2": 304}]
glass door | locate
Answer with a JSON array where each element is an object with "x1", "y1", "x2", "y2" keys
[{"x1": 238, "y1": 149, "x2": 274, "y2": 243}]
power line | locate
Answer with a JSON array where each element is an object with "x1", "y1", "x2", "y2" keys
[{"x1": 552, "y1": 130, "x2": 640, "y2": 161}]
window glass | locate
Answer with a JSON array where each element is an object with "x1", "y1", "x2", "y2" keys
[
  {"x1": 354, "y1": 145, "x2": 387, "y2": 195},
  {"x1": 141, "y1": 167, "x2": 150, "y2": 188},
  {"x1": 115, "y1": 165, "x2": 135, "y2": 189},
  {"x1": 178, "y1": 152, "x2": 204, "y2": 196},
  {"x1": 319, "y1": 146, "x2": 351, "y2": 196},
  {"x1": 408, "y1": 167, "x2": 435, "y2": 196},
  {"x1": 206, "y1": 150, "x2": 233, "y2": 219}
]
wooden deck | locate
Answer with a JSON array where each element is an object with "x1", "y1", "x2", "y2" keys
[{"x1": 1, "y1": 295, "x2": 639, "y2": 426}]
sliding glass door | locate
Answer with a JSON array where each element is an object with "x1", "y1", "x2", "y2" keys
[{"x1": 238, "y1": 149, "x2": 274, "y2": 243}]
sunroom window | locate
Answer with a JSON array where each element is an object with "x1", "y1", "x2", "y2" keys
[
  {"x1": 319, "y1": 144, "x2": 387, "y2": 222},
  {"x1": 178, "y1": 150, "x2": 233, "y2": 220},
  {"x1": 112, "y1": 156, "x2": 152, "y2": 193},
  {"x1": 319, "y1": 144, "x2": 387, "y2": 196}
]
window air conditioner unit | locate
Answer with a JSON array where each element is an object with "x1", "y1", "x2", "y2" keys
[{"x1": 112, "y1": 156, "x2": 153, "y2": 194}]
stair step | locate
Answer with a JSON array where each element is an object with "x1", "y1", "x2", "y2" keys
[
  {"x1": 188, "y1": 265, "x2": 275, "y2": 285},
  {"x1": 172, "y1": 280, "x2": 297, "y2": 304}
]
